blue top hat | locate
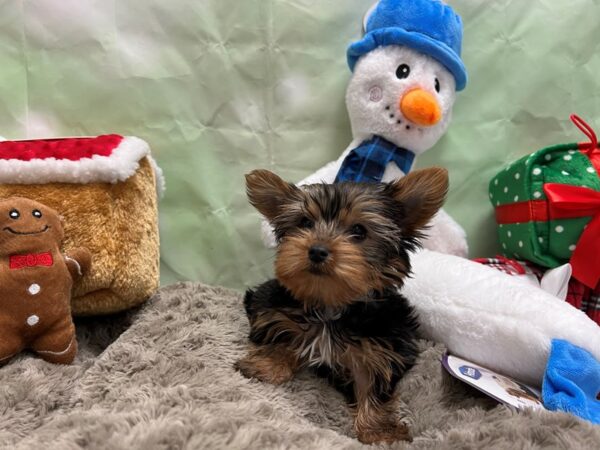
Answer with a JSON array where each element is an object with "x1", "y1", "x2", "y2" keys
[{"x1": 347, "y1": 0, "x2": 468, "y2": 91}]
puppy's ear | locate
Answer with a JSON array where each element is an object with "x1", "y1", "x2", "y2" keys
[
  {"x1": 386, "y1": 167, "x2": 449, "y2": 233},
  {"x1": 245, "y1": 170, "x2": 300, "y2": 221}
]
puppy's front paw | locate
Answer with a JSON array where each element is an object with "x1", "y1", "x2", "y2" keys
[
  {"x1": 234, "y1": 355, "x2": 295, "y2": 385},
  {"x1": 356, "y1": 422, "x2": 413, "y2": 445},
  {"x1": 234, "y1": 357, "x2": 260, "y2": 380}
]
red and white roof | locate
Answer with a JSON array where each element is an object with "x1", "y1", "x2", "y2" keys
[{"x1": 0, "y1": 135, "x2": 162, "y2": 193}]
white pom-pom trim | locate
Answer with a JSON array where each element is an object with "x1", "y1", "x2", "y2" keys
[{"x1": 0, "y1": 136, "x2": 164, "y2": 200}]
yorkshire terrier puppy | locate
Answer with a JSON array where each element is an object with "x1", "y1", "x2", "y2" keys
[{"x1": 236, "y1": 168, "x2": 448, "y2": 444}]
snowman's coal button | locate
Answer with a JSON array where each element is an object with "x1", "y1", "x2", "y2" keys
[
  {"x1": 26, "y1": 315, "x2": 39, "y2": 326},
  {"x1": 28, "y1": 284, "x2": 41, "y2": 295}
]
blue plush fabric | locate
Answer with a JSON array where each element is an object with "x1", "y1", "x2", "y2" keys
[
  {"x1": 334, "y1": 136, "x2": 415, "y2": 183},
  {"x1": 347, "y1": 0, "x2": 467, "y2": 91},
  {"x1": 542, "y1": 339, "x2": 600, "y2": 425}
]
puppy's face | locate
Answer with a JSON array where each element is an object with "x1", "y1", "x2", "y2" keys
[{"x1": 246, "y1": 169, "x2": 448, "y2": 308}]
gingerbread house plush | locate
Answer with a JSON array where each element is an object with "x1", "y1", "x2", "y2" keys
[{"x1": 0, "y1": 135, "x2": 162, "y2": 315}]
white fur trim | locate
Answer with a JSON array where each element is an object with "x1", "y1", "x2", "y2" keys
[
  {"x1": 148, "y1": 155, "x2": 166, "y2": 199},
  {"x1": 0, "y1": 136, "x2": 151, "y2": 185}
]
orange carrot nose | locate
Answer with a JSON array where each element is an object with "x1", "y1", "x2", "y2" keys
[{"x1": 400, "y1": 89, "x2": 442, "y2": 127}]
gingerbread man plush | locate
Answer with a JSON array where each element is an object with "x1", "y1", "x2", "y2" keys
[{"x1": 0, "y1": 197, "x2": 91, "y2": 365}]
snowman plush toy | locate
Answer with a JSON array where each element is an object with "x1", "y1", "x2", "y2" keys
[
  {"x1": 259, "y1": 0, "x2": 600, "y2": 415},
  {"x1": 263, "y1": 0, "x2": 468, "y2": 257}
]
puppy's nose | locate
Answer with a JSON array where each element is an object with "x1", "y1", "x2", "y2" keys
[{"x1": 308, "y1": 245, "x2": 329, "y2": 264}]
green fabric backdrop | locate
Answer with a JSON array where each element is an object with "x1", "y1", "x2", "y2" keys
[{"x1": 0, "y1": 0, "x2": 599, "y2": 290}]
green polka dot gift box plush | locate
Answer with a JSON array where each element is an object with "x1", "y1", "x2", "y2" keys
[{"x1": 489, "y1": 115, "x2": 600, "y2": 289}]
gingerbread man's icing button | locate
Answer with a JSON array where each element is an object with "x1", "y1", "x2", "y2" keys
[
  {"x1": 26, "y1": 315, "x2": 39, "y2": 326},
  {"x1": 28, "y1": 284, "x2": 41, "y2": 295}
]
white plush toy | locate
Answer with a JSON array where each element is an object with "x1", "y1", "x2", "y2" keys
[
  {"x1": 263, "y1": 0, "x2": 468, "y2": 257},
  {"x1": 260, "y1": 0, "x2": 600, "y2": 388},
  {"x1": 404, "y1": 250, "x2": 600, "y2": 386}
]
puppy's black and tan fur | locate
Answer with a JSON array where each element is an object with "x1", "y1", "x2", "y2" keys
[{"x1": 236, "y1": 168, "x2": 448, "y2": 444}]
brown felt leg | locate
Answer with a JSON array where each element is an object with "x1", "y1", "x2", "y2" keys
[
  {"x1": 0, "y1": 333, "x2": 25, "y2": 366},
  {"x1": 235, "y1": 344, "x2": 300, "y2": 385},
  {"x1": 350, "y1": 363, "x2": 412, "y2": 445},
  {"x1": 32, "y1": 320, "x2": 77, "y2": 364}
]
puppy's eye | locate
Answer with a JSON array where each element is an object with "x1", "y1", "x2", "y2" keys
[
  {"x1": 435, "y1": 78, "x2": 441, "y2": 93},
  {"x1": 396, "y1": 64, "x2": 410, "y2": 79},
  {"x1": 9, "y1": 209, "x2": 19, "y2": 219},
  {"x1": 32, "y1": 209, "x2": 42, "y2": 219},
  {"x1": 349, "y1": 224, "x2": 367, "y2": 241},
  {"x1": 299, "y1": 217, "x2": 314, "y2": 229}
]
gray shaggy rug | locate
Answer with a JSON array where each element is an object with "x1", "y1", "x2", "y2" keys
[{"x1": 0, "y1": 282, "x2": 598, "y2": 449}]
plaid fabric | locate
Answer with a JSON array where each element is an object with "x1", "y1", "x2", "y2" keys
[
  {"x1": 474, "y1": 256, "x2": 600, "y2": 326},
  {"x1": 566, "y1": 279, "x2": 600, "y2": 326},
  {"x1": 473, "y1": 256, "x2": 545, "y2": 279},
  {"x1": 334, "y1": 136, "x2": 415, "y2": 183}
]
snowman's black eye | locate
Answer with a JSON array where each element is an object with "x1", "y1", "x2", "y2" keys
[
  {"x1": 9, "y1": 209, "x2": 19, "y2": 219},
  {"x1": 32, "y1": 209, "x2": 42, "y2": 219},
  {"x1": 435, "y1": 78, "x2": 441, "y2": 93},
  {"x1": 396, "y1": 64, "x2": 411, "y2": 79}
]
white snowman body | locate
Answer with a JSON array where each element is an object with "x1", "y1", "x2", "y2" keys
[{"x1": 262, "y1": 46, "x2": 468, "y2": 257}]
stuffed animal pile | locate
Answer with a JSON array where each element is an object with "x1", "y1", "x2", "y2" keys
[
  {"x1": 0, "y1": 135, "x2": 162, "y2": 316},
  {"x1": 259, "y1": 0, "x2": 600, "y2": 424},
  {"x1": 0, "y1": 135, "x2": 163, "y2": 364}
]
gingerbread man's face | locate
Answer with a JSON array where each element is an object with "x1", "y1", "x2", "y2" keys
[{"x1": 0, "y1": 198, "x2": 64, "y2": 254}]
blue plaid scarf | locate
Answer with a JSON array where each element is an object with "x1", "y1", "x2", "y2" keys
[{"x1": 334, "y1": 136, "x2": 415, "y2": 183}]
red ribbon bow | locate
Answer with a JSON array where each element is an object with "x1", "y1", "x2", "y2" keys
[
  {"x1": 9, "y1": 252, "x2": 54, "y2": 270},
  {"x1": 543, "y1": 183, "x2": 600, "y2": 289}
]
